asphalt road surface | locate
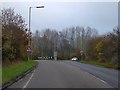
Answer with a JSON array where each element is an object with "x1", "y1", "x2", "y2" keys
[
  {"x1": 8, "y1": 60, "x2": 118, "y2": 88},
  {"x1": 63, "y1": 61, "x2": 119, "y2": 88}
]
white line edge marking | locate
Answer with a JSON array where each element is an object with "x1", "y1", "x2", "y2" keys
[
  {"x1": 84, "y1": 70, "x2": 108, "y2": 84},
  {"x1": 65, "y1": 61, "x2": 109, "y2": 85},
  {"x1": 23, "y1": 70, "x2": 35, "y2": 88},
  {"x1": 92, "y1": 75, "x2": 107, "y2": 84},
  {"x1": 100, "y1": 79, "x2": 108, "y2": 84}
]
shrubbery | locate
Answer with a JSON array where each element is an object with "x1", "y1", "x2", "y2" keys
[{"x1": 1, "y1": 8, "x2": 29, "y2": 65}]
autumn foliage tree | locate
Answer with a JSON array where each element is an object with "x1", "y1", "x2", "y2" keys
[
  {"x1": 86, "y1": 27, "x2": 119, "y2": 65},
  {"x1": 2, "y1": 8, "x2": 28, "y2": 64}
]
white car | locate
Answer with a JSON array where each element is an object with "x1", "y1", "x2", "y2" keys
[{"x1": 71, "y1": 57, "x2": 78, "y2": 61}]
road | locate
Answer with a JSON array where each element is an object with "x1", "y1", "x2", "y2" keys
[
  {"x1": 8, "y1": 60, "x2": 118, "y2": 88},
  {"x1": 63, "y1": 61, "x2": 119, "y2": 88}
]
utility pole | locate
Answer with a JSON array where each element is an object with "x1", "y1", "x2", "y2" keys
[
  {"x1": 81, "y1": 28, "x2": 84, "y2": 60},
  {"x1": 69, "y1": 41, "x2": 71, "y2": 59},
  {"x1": 54, "y1": 33, "x2": 57, "y2": 60}
]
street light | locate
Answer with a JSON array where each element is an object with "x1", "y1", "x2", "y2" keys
[
  {"x1": 36, "y1": 6, "x2": 44, "y2": 8},
  {"x1": 28, "y1": 6, "x2": 44, "y2": 61}
]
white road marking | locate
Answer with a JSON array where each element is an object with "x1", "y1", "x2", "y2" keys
[
  {"x1": 90, "y1": 74, "x2": 108, "y2": 84},
  {"x1": 82, "y1": 70, "x2": 108, "y2": 84},
  {"x1": 23, "y1": 70, "x2": 35, "y2": 88},
  {"x1": 100, "y1": 79, "x2": 108, "y2": 84},
  {"x1": 64, "y1": 61, "x2": 110, "y2": 85}
]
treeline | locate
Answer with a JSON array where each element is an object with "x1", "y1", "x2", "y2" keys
[
  {"x1": 32, "y1": 26, "x2": 98, "y2": 60},
  {"x1": 86, "y1": 27, "x2": 119, "y2": 64},
  {"x1": 32, "y1": 27, "x2": 119, "y2": 65},
  {"x1": 1, "y1": 8, "x2": 29, "y2": 65}
]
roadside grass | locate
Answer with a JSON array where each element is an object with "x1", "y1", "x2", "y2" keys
[
  {"x1": 2, "y1": 60, "x2": 38, "y2": 85},
  {"x1": 0, "y1": 68, "x2": 2, "y2": 86},
  {"x1": 79, "y1": 60, "x2": 120, "y2": 69}
]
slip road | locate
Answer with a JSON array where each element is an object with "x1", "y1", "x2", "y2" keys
[{"x1": 8, "y1": 60, "x2": 118, "y2": 88}]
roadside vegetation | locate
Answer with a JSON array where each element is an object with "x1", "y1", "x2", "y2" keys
[
  {"x1": 2, "y1": 60, "x2": 38, "y2": 85},
  {"x1": 85, "y1": 27, "x2": 119, "y2": 69},
  {"x1": 1, "y1": 8, "x2": 36, "y2": 86},
  {"x1": 32, "y1": 26, "x2": 98, "y2": 60},
  {"x1": 2, "y1": 8, "x2": 30, "y2": 66},
  {"x1": 80, "y1": 60, "x2": 119, "y2": 69},
  {"x1": 32, "y1": 25, "x2": 119, "y2": 69}
]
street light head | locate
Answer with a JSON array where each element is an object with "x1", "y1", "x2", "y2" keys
[{"x1": 36, "y1": 6, "x2": 44, "y2": 8}]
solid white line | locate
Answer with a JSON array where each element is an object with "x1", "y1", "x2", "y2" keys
[
  {"x1": 91, "y1": 75, "x2": 107, "y2": 84},
  {"x1": 23, "y1": 71, "x2": 34, "y2": 88},
  {"x1": 90, "y1": 74, "x2": 108, "y2": 84},
  {"x1": 99, "y1": 79, "x2": 108, "y2": 84},
  {"x1": 83, "y1": 70, "x2": 108, "y2": 84}
]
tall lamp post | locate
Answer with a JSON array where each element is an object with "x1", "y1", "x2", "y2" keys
[{"x1": 28, "y1": 6, "x2": 44, "y2": 61}]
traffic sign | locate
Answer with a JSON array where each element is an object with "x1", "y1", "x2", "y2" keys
[{"x1": 27, "y1": 47, "x2": 32, "y2": 54}]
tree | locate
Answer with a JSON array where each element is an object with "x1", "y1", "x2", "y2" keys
[{"x1": 2, "y1": 8, "x2": 28, "y2": 64}]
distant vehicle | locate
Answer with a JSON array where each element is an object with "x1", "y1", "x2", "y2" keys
[
  {"x1": 71, "y1": 57, "x2": 78, "y2": 61},
  {"x1": 48, "y1": 56, "x2": 53, "y2": 60}
]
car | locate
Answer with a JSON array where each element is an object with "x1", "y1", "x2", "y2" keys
[
  {"x1": 48, "y1": 56, "x2": 53, "y2": 60},
  {"x1": 71, "y1": 57, "x2": 78, "y2": 61}
]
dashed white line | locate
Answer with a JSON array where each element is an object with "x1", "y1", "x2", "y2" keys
[{"x1": 23, "y1": 70, "x2": 35, "y2": 88}]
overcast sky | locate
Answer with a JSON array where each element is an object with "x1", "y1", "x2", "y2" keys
[{"x1": 1, "y1": 1, "x2": 118, "y2": 35}]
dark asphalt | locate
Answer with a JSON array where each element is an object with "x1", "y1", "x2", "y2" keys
[
  {"x1": 8, "y1": 60, "x2": 116, "y2": 88},
  {"x1": 63, "y1": 61, "x2": 119, "y2": 88}
]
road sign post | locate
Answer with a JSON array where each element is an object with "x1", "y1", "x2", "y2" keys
[{"x1": 27, "y1": 47, "x2": 32, "y2": 61}]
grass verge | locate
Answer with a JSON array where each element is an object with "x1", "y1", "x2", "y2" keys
[
  {"x1": 0, "y1": 68, "x2": 2, "y2": 87},
  {"x1": 79, "y1": 60, "x2": 120, "y2": 69},
  {"x1": 2, "y1": 60, "x2": 38, "y2": 85}
]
